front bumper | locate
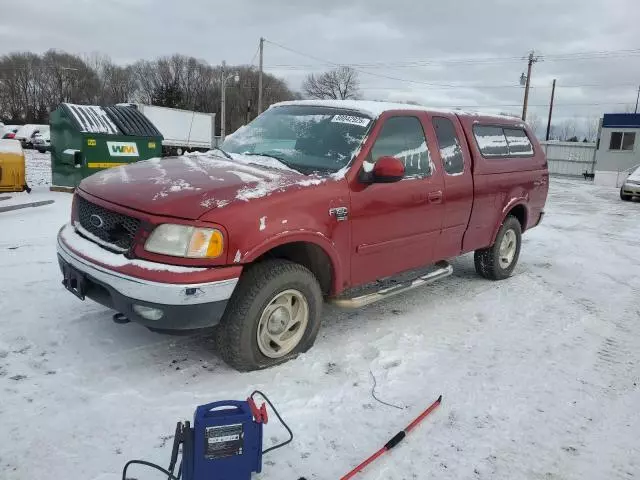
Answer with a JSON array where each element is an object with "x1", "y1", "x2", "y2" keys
[
  {"x1": 57, "y1": 225, "x2": 240, "y2": 330},
  {"x1": 622, "y1": 183, "x2": 640, "y2": 196}
]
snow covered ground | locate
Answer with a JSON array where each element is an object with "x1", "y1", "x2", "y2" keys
[{"x1": 1, "y1": 152, "x2": 639, "y2": 480}]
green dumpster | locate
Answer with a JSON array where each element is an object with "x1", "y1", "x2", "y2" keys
[{"x1": 50, "y1": 103, "x2": 163, "y2": 189}]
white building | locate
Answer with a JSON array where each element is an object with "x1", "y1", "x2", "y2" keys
[{"x1": 594, "y1": 113, "x2": 640, "y2": 187}]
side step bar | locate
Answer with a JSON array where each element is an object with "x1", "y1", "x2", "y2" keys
[{"x1": 330, "y1": 262, "x2": 453, "y2": 308}]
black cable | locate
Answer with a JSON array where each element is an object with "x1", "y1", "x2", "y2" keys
[
  {"x1": 122, "y1": 459, "x2": 181, "y2": 480},
  {"x1": 370, "y1": 370, "x2": 404, "y2": 410},
  {"x1": 250, "y1": 390, "x2": 294, "y2": 455}
]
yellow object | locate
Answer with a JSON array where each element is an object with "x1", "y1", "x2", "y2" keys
[
  {"x1": 205, "y1": 229, "x2": 224, "y2": 258},
  {"x1": 148, "y1": 142, "x2": 156, "y2": 149},
  {"x1": 87, "y1": 139, "x2": 96, "y2": 146},
  {"x1": 87, "y1": 162, "x2": 128, "y2": 169},
  {"x1": 0, "y1": 140, "x2": 27, "y2": 192},
  {"x1": 187, "y1": 228, "x2": 224, "y2": 258}
]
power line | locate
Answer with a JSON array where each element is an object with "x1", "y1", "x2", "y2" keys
[
  {"x1": 264, "y1": 38, "x2": 517, "y2": 88},
  {"x1": 445, "y1": 102, "x2": 633, "y2": 108},
  {"x1": 266, "y1": 47, "x2": 640, "y2": 69},
  {"x1": 264, "y1": 39, "x2": 640, "y2": 92},
  {"x1": 248, "y1": 44, "x2": 260, "y2": 69},
  {"x1": 352, "y1": 83, "x2": 640, "y2": 90}
]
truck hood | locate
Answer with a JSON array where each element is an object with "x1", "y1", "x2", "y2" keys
[{"x1": 79, "y1": 153, "x2": 323, "y2": 220}]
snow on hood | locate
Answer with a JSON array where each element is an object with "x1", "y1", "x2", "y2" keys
[
  {"x1": 627, "y1": 165, "x2": 640, "y2": 181},
  {"x1": 79, "y1": 152, "x2": 326, "y2": 220}
]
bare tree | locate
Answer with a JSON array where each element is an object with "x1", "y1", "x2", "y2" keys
[
  {"x1": 582, "y1": 116, "x2": 599, "y2": 142},
  {"x1": 525, "y1": 111, "x2": 543, "y2": 139},
  {"x1": 557, "y1": 118, "x2": 578, "y2": 141},
  {"x1": 86, "y1": 53, "x2": 136, "y2": 104},
  {"x1": 0, "y1": 49, "x2": 297, "y2": 130},
  {"x1": 302, "y1": 67, "x2": 360, "y2": 100}
]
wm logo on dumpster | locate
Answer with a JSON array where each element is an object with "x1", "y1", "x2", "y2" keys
[{"x1": 106, "y1": 141, "x2": 139, "y2": 157}]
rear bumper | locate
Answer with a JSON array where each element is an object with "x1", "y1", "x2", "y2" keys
[{"x1": 57, "y1": 225, "x2": 240, "y2": 330}]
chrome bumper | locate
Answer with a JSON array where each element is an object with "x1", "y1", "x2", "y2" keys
[
  {"x1": 622, "y1": 183, "x2": 640, "y2": 195},
  {"x1": 56, "y1": 234, "x2": 238, "y2": 306}
]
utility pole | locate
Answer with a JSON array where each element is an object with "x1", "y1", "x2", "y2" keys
[
  {"x1": 635, "y1": 84, "x2": 639, "y2": 114},
  {"x1": 546, "y1": 79, "x2": 556, "y2": 141},
  {"x1": 220, "y1": 61, "x2": 239, "y2": 142},
  {"x1": 258, "y1": 37, "x2": 264, "y2": 114},
  {"x1": 221, "y1": 60, "x2": 227, "y2": 141},
  {"x1": 521, "y1": 50, "x2": 540, "y2": 121}
]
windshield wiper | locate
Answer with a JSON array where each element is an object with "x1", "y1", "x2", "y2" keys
[
  {"x1": 243, "y1": 152, "x2": 301, "y2": 172},
  {"x1": 211, "y1": 147, "x2": 233, "y2": 160}
]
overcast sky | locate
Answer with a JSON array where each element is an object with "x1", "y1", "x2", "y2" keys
[{"x1": 1, "y1": 0, "x2": 639, "y2": 134}]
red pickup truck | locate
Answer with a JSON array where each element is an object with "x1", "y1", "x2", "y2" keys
[{"x1": 57, "y1": 100, "x2": 548, "y2": 371}]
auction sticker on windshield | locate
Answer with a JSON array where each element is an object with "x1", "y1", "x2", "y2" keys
[{"x1": 331, "y1": 115, "x2": 371, "y2": 127}]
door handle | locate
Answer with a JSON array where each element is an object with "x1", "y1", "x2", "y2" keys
[{"x1": 428, "y1": 190, "x2": 443, "y2": 204}]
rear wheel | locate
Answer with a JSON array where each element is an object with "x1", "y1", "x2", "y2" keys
[
  {"x1": 474, "y1": 216, "x2": 522, "y2": 280},
  {"x1": 620, "y1": 188, "x2": 632, "y2": 201},
  {"x1": 215, "y1": 260, "x2": 323, "y2": 371}
]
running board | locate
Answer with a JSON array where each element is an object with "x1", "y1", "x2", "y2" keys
[{"x1": 330, "y1": 262, "x2": 453, "y2": 308}]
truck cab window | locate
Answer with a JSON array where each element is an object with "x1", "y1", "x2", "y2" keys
[
  {"x1": 504, "y1": 128, "x2": 534, "y2": 155},
  {"x1": 370, "y1": 116, "x2": 431, "y2": 177},
  {"x1": 473, "y1": 125, "x2": 509, "y2": 157},
  {"x1": 433, "y1": 117, "x2": 464, "y2": 175}
]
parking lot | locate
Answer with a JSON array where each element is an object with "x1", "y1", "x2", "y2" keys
[{"x1": 0, "y1": 152, "x2": 638, "y2": 480}]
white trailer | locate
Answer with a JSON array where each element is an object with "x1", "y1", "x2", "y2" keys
[{"x1": 119, "y1": 104, "x2": 216, "y2": 156}]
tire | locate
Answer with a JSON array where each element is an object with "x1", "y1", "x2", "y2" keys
[
  {"x1": 474, "y1": 216, "x2": 522, "y2": 280},
  {"x1": 620, "y1": 188, "x2": 632, "y2": 201},
  {"x1": 215, "y1": 259, "x2": 323, "y2": 371}
]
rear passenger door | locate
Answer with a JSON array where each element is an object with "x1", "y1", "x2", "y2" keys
[{"x1": 431, "y1": 115, "x2": 474, "y2": 260}]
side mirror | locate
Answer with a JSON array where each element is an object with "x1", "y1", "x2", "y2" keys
[{"x1": 372, "y1": 156, "x2": 405, "y2": 183}]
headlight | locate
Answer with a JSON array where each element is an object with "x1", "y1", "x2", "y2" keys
[{"x1": 145, "y1": 224, "x2": 224, "y2": 258}]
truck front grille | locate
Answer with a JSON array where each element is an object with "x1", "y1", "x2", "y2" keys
[{"x1": 76, "y1": 196, "x2": 140, "y2": 251}]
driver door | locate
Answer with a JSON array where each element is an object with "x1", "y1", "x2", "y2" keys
[{"x1": 349, "y1": 113, "x2": 444, "y2": 286}]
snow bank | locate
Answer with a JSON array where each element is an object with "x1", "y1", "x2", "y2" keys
[{"x1": 0, "y1": 139, "x2": 22, "y2": 154}]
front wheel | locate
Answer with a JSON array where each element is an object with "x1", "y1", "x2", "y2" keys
[
  {"x1": 620, "y1": 188, "x2": 632, "y2": 201},
  {"x1": 215, "y1": 260, "x2": 323, "y2": 371},
  {"x1": 474, "y1": 216, "x2": 522, "y2": 280}
]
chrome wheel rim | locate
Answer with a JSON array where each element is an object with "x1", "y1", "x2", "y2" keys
[
  {"x1": 499, "y1": 229, "x2": 517, "y2": 268},
  {"x1": 256, "y1": 289, "x2": 309, "y2": 358}
]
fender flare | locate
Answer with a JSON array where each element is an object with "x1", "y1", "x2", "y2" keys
[
  {"x1": 490, "y1": 198, "x2": 529, "y2": 245},
  {"x1": 242, "y1": 230, "x2": 344, "y2": 293}
]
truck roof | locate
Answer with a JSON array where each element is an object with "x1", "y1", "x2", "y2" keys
[{"x1": 272, "y1": 99, "x2": 519, "y2": 123}]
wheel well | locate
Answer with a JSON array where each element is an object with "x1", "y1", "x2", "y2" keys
[
  {"x1": 508, "y1": 204, "x2": 527, "y2": 231},
  {"x1": 255, "y1": 242, "x2": 333, "y2": 295}
]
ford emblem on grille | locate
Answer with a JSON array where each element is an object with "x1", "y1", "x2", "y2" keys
[{"x1": 89, "y1": 214, "x2": 105, "y2": 228}]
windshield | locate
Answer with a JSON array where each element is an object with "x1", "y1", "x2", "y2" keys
[{"x1": 221, "y1": 105, "x2": 373, "y2": 174}]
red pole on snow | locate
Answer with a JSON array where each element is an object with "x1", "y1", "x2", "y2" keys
[{"x1": 339, "y1": 395, "x2": 442, "y2": 480}]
